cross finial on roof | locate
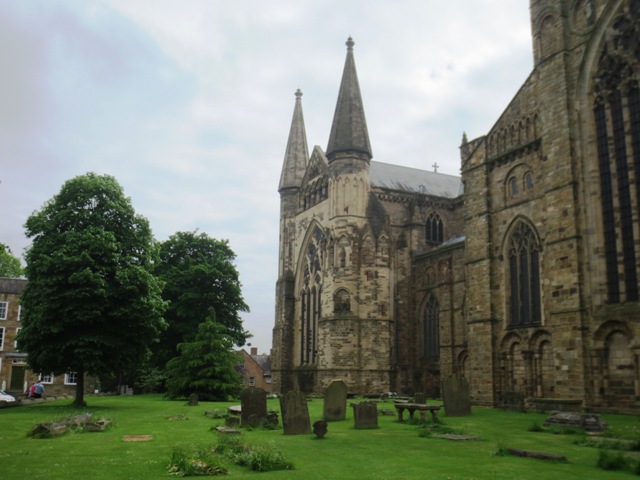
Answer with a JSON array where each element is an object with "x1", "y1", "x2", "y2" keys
[
  {"x1": 432, "y1": 162, "x2": 439, "y2": 173},
  {"x1": 295, "y1": 88, "x2": 303, "y2": 99}
]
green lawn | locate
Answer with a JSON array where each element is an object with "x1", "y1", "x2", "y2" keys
[{"x1": 0, "y1": 395, "x2": 638, "y2": 479}]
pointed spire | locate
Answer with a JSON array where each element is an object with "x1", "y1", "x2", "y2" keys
[
  {"x1": 326, "y1": 37, "x2": 372, "y2": 162},
  {"x1": 279, "y1": 88, "x2": 309, "y2": 192}
]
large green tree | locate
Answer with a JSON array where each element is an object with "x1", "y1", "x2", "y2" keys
[
  {"x1": 17, "y1": 173, "x2": 166, "y2": 406},
  {"x1": 165, "y1": 308, "x2": 243, "y2": 401},
  {"x1": 152, "y1": 231, "x2": 250, "y2": 369},
  {"x1": 0, "y1": 243, "x2": 23, "y2": 277}
]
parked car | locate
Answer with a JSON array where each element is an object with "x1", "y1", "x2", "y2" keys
[{"x1": 0, "y1": 390, "x2": 16, "y2": 402}]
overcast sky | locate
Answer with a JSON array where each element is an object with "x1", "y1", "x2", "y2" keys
[{"x1": 0, "y1": 0, "x2": 533, "y2": 354}]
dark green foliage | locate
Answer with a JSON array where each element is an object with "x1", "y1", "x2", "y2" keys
[
  {"x1": 0, "y1": 243, "x2": 23, "y2": 277},
  {"x1": 165, "y1": 310, "x2": 243, "y2": 401},
  {"x1": 153, "y1": 231, "x2": 250, "y2": 369},
  {"x1": 417, "y1": 420, "x2": 464, "y2": 438},
  {"x1": 17, "y1": 173, "x2": 167, "y2": 406},
  {"x1": 596, "y1": 449, "x2": 630, "y2": 471}
]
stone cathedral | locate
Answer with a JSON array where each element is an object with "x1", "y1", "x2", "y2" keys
[{"x1": 272, "y1": 0, "x2": 640, "y2": 412}]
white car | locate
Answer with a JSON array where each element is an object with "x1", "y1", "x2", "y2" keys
[{"x1": 0, "y1": 390, "x2": 16, "y2": 402}]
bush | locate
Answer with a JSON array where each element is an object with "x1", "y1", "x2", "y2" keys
[
  {"x1": 212, "y1": 436, "x2": 294, "y2": 472},
  {"x1": 596, "y1": 449, "x2": 629, "y2": 471},
  {"x1": 528, "y1": 422, "x2": 544, "y2": 432}
]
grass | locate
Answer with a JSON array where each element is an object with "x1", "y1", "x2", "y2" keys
[{"x1": 1, "y1": 395, "x2": 640, "y2": 479}]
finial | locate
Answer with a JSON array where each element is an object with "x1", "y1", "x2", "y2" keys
[
  {"x1": 346, "y1": 36, "x2": 354, "y2": 50},
  {"x1": 295, "y1": 88, "x2": 303, "y2": 99},
  {"x1": 432, "y1": 162, "x2": 439, "y2": 174}
]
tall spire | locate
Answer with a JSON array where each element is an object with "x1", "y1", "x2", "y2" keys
[
  {"x1": 279, "y1": 89, "x2": 309, "y2": 192},
  {"x1": 326, "y1": 37, "x2": 372, "y2": 162}
]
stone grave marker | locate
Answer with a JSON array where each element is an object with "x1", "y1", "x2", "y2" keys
[
  {"x1": 441, "y1": 375, "x2": 472, "y2": 416},
  {"x1": 313, "y1": 420, "x2": 328, "y2": 438},
  {"x1": 280, "y1": 390, "x2": 311, "y2": 435},
  {"x1": 500, "y1": 391, "x2": 525, "y2": 412},
  {"x1": 352, "y1": 401, "x2": 378, "y2": 429},
  {"x1": 324, "y1": 380, "x2": 348, "y2": 421},
  {"x1": 240, "y1": 387, "x2": 267, "y2": 427}
]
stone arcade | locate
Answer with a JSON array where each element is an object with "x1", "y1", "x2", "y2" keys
[{"x1": 272, "y1": 0, "x2": 640, "y2": 413}]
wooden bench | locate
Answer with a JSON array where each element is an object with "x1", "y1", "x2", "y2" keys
[{"x1": 394, "y1": 402, "x2": 441, "y2": 422}]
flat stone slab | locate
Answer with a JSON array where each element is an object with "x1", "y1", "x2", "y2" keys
[
  {"x1": 122, "y1": 435, "x2": 153, "y2": 442},
  {"x1": 215, "y1": 426, "x2": 241, "y2": 435},
  {"x1": 507, "y1": 448, "x2": 567, "y2": 462},
  {"x1": 432, "y1": 434, "x2": 480, "y2": 441}
]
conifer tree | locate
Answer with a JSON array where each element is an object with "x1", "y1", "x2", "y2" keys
[{"x1": 165, "y1": 308, "x2": 243, "y2": 401}]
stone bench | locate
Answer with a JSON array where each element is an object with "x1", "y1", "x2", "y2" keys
[{"x1": 394, "y1": 402, "x2": 441, "y2": 422}]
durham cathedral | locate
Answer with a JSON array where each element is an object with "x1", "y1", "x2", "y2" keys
[{"x1": 271, "y1": 0, "x2": 640, "y2": 413}]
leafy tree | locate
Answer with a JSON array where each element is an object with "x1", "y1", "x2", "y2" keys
[
  {"x1": 0, "y1": 243, "x2": 23, "y2": 277},
  {"x1": 152, "y1": 231, "x2": 250, "y2": 369},
  {"x1": 165, "y1": 308, "x2": 243, "y2": 401},
  {"x1": 17, "y1": 173, "x2": 166, "y2": 406}
]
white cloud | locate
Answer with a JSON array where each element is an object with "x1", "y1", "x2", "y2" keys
[{"x1": 0, "y1": 0, "x2": 533, "y2": 353}]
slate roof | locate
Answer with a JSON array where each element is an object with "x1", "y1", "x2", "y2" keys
[{"x1": 370, "y1": 161, "x2": 462, "y2": 198}]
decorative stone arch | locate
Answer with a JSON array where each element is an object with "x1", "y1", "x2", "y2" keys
[
  {"x1": 529, "y1": 330, "x2": 555, "y2": 397},
  {"x1": 533, "y1": 8, "x2": 561, "y2": 64},
  {"x1": 499, "y1": 332, "x2": 524, "y2": 394},
  {"x1": 592, "y1": 320, "x2": 638, "y2": 407},
  {"x1": 425, "y1": 211, "x2": 444, "y2": 244},
  {"x1": 360, "y1": 234, "x2": 375, "y2": 266},
  {"x1": 336, "y1": 235, "x2": 351, "y2": 269},
  {"x1": 457, "y1": 350, "x2": 469, "y2": 378}
]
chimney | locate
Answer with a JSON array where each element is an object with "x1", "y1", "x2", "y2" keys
[{"x1": 250, "y1": 347, "x2": 258, "y2": 356}]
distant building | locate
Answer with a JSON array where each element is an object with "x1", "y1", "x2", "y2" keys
[
  {"x1": 272, "y1": 0, "x2": 640, "y2": 413},
  {"x1": 0, "y1": 278, "x2": 94, "y2": 398},
  {"x1": 238, "y1": 347, "x2": 272, "y2": 392}
]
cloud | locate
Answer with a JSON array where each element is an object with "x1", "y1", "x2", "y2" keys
[{"x1": 0, "y1": 0, "x2": 534, "y2": 353}]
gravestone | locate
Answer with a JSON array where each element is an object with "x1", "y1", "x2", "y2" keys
[
  {"x1": 188, "y1": 393, "x2": 199, "y2": 406},
  {"x1": 441, "y1": 375, "x2": 472, "y2": 416},
  {"x1": 352, "y1": 401, "x2": 378, "y2": 429},
  {"x1": 280, "y1": 390, "x2": 311, "y2": 435},
  {"x1": 313, "y1": 420, "x2": 328, "y2": 438},
  {"x1": 324, "y1": 380, "x2": 348, "y2": 421},
  {"x1": 543, "y1": 412, "x2": 608, "y2": 433},
  {"x1": 240, "y1": 387, "x2": 267, "y2": 427},
  {"x1": 413, "y1": 392, "x2": 426, "y2": 404}
]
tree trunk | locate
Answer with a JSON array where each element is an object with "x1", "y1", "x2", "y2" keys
[{"x1": 73, "y1": 366, "x2": 86, "y2": 407}]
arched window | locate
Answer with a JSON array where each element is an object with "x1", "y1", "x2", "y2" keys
[
  {"x1": 333, "y1": 289, "x2": 351, "y2": 314},
  {"x1": 508, "y1": 222, "x2": 541, "y2": 327},
  {"x1": 509, "y1": 176, "x2": 518, "y2": 196},
  {"x1": 524, "y1": 172, "x2": 534, "y2": 191},
  {"x1": 299, "y1": 227, "x2": 325, "y2": 365},
  {"x1": 426, "y1": 212, "x2": 443, "y2": 244},
  {"x1": 423, "y1": 295, "x2": 439, "y2": 358}
]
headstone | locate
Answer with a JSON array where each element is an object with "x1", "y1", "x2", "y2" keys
[
  {"x1": 240, "y1": 387, "x2": 267, "y2": 427},
  {"x1": 324, "y1": 380, "x2": 348, "y2": 421},
  {"x1": 313, "y1": 420, "x2": 328, "y2": 438},
  {"x1": 265, "y1": 411, "x2": 279, "y2": 427},
  {"x1": 413, "y1": 392, "x2": 426, "y2": 404},
  {"x1": 280, "y1": 390, "x2": 311, "y2": 435},
  {"x1": 352, "y1": 401, "x2": 378, "y2": 429},
  {"x1": 225, "y1": 416, "x2": 240, "y2": 428},
  {"x1": 441, "y1": 375, "x2": 472, "y2": 416},
  {"x1": 188, "y1": 393, "x2": 199, "y2": 406}
]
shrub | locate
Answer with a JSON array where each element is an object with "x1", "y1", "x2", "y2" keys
[
  {"x1": 528, "y1": 422, "x2": 544, "y2": 432},
  {"x1": 596, "y1": 449, "x2": 629, "y2": 471},
  {"x1": 212, "y1": 436, "x2": 293, "y2": 472},
  {"x1": 167, "y1": 445, "x2": 227, "y2": 477}
]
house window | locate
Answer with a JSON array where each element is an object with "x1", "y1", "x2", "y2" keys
[
  {"x1": 14, "y1": 327, "x2": 21, "y2": 349},
  {"x1": 39, "y1": 373, "x2": 54, "y2": 384},
  {"x1": 426, "y1": 212, "x2": 443, "y2": 244},
  {"x1": 17, "y1": 305, "x2": 21, "y2": 321},
  {"x1": 508, "y1": 222, "x2": 542, "y2": 327},
  {"x1": 423, "y1": 295, "x2": 439, "y2": 358},
  {"x1": 65, "y1": 372, "x2": 78, "y2": 385},
  {"x1": 0, "y1": 302, "x2": 7, "y2": 320}
]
